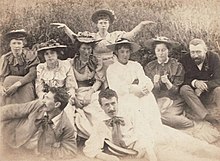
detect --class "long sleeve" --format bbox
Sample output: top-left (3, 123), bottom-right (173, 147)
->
top-left (35, 64), bottom-right (46, 98)
top-left (206, 52), bottom-right (220, 89)
top-left (106, 64), bottom-right (130, 96)
top-left (65, 60), bottom-right (78, 96)
top-left (136, 62), bottom-right (154, 91)
top-left (19, 50), bottom-right (40, 86)
top-left (51, 114), bottom-right (77, 159)
top-left (0, 100), bottom-right (43, 121)
top-left (0, 53), bottom-right (11, 83)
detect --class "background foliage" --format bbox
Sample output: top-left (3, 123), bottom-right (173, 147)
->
top-left (0, 0), bottom-right (220, 66)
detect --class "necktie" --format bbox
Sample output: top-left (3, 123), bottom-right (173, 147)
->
top-left (36, 114), bottom-right (56, 154)
top-left (105, 116), bottom-right (127, 148)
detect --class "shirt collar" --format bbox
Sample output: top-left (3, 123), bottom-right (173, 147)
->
top-left (158, 57), bottom-right (169, 64)
top-left (51, 111), bottom-right (63, 127)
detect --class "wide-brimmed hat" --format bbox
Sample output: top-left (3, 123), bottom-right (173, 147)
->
top-left (76, 31), bottom-right (102, 44)
top-left (91, 9), bottom-right (116, 23)
top-left (145, 36), bottom-right (180, 49)
top-left (104, 139), bottom-right (138, 157)
top-left (5, 29), bottom-right (27, 40)
top-left (106, 39), bottom-right (141, 53)
top-left (37, 39), bottom-right (67, 53)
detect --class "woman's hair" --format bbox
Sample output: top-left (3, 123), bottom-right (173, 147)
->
top-left (96, 15), bottom-right (111, 23)
top-left (38, 49), bottom-right (63, 63)
top-left (49, 87), bottom-right (70, 111)
top-left (115, 43), bottom-right (132, 52)
top-left (152, 42), bottom-right (172, 51)
top-left (98, 88), bottom-right (118, 106)
top-left (75, 41), bottom-right (95, 55)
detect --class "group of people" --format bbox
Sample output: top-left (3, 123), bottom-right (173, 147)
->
top-left (0, 9), bottom-right (220, 161)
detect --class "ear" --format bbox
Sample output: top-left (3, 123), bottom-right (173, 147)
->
top-left (54, 102), bottom-right (61, 109)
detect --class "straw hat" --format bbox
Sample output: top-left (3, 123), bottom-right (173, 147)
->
top-left (76, 31), bottom-right (101, 44)
top-left (37, 39), bottom-right (67, 53)
top-left (5, 29), bottom-right (27, 40)
top-left (91, 9), bottom-right (116, 23)
top-left (106, 39), bottom-right (141, 53)
top-left (104, 139), bottom-right (138, 157)
top-left (145, 36), bottom-right (180, 49)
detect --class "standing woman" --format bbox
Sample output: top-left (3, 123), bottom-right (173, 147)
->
top-left (68, 32), bottom-right (105, 139)
top-left (52, 9), bottom-right (155, 87)
top-left (0, 29), bottom-right (40, 106)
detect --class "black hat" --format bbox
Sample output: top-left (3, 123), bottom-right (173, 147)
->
top-left (5, 29), bottom-right (27, 41)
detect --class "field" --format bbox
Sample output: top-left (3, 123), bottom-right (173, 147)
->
top-left (0, 0), bottom-right (220, 65)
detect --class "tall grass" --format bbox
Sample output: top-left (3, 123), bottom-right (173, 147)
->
top-left (0, 0), bottom-right (219, 64)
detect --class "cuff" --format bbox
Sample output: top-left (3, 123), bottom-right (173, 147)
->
top-left (191, 79), bottom-right (197, 88)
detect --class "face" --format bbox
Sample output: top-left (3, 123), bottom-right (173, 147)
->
top-left (44, 49), bottom-right (58, 64)
top-left (100, 97), bottom-right (118, 118)
top-left (79, 43), bottom-right (93, 61)
top-left (42, 91), bottom-right (60, 112)
top-left (116, 46), bottom-right (131, 65)
top-left (155, 43), bottom-right (169, 63)
top-left (97, 19), bottom-right (110, 32)
top-left (189, 44), bottom-right (207, 65)
top-left (10, 39), bottom-right (24, 54)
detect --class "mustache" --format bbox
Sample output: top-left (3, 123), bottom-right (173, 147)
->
top-left (108, 110), bottom-right (116, 113)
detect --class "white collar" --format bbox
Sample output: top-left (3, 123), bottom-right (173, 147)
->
top-left (158, 58), bottom-right (169, 64)
top-left (51, 111), bottom-right (63, 127)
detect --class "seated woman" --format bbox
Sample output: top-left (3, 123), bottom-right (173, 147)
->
top-left (105, 39), bottom-right (220, 161)
top-left (144, 37), bottom-right (220, 145)
top-left (68, 32), bottom-right (105, 139)
top-left (35, 39), bottom-right (77, 100)
top-left (0, 29), bottom-right (40, 106)
top-left (144, 36), bottom-right (193, 129)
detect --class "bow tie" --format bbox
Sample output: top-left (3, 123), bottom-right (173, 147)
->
top-left (104, 116), bottom-right (125, 127)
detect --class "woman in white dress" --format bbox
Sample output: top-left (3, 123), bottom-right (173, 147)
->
top-left (106, 39), bottom-right (220, 161)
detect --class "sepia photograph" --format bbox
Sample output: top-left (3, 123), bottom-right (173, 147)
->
top-left (0, 0), bottom-right (220, 160)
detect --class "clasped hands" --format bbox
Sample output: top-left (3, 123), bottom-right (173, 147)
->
top-left (0, 81), bottom-right (21, 96)
top-left (194, 80), bottom-right (208, 96)
top-left (153, 74), bottom-right (170, 84)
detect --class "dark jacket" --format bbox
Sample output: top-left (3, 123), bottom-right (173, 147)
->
top-left (180, 51), bottom-right (220, 90)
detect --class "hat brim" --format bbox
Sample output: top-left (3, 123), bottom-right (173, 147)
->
top-left (145, 39), bottom-right (180, 49)
top-left (5, 30), bottom-right (28, 40)
top-left (77, 37), bottom-right (102, 44)
top-left (104, 139), bottom-right (138, 156)
top-left (91, 9), bottom-right (115, 23)
top-left (107, 41), bottom-right (140, 53)
top-left (37, 45), bottom-right (67, 53)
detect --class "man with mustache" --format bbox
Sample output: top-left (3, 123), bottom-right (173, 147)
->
top-left (180, 38), bottom-right (220, 124)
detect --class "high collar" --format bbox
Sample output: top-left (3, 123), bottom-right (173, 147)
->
top-left (157, 57), bottom-right (169, 65)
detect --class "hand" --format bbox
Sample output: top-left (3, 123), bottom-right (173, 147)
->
top-left (195, 88), bottom-right (203, 97)
top-left (50, 22), bottom-right (67, 29)
top-left (5, 81), bottom-right (21, 96)
top-left (129, 85), bottom-right (145, 98)
top-left (69, 96), bottom-right (75, 105)
top-left (160, 74), bottom-right (170, 84)
top-left (141, 85), bottom-right (150, 95)
top-left (153, 74), bottom-right (160, 84)
top-left (0, 85), bottom-right (7, 96)
top-left (194, 80), bottom-right (208, 91)
top-left (140, 20), bottom-right (156, 26)
top-left (74, 97), bottom-right (84, 109)
top-left (83, 90), bottom-right (93, 105)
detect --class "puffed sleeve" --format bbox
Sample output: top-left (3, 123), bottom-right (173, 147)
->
top-left (35, 63), bottom-right (47, 98)
top-left (93, 56), bottom-right (105, 83)
top-left (135, 62), bottom-right (154, 91)
top-left (0, 53), bottom-right (11, 83)
top-left (18, 49), bottom-right (40, 86)
top-left (168, 60), bottom-right (185, 95)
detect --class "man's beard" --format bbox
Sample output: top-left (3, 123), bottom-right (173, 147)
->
top-left (193, 58), bottom-right (204, 65)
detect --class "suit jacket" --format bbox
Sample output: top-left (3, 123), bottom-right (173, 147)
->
top-left (180, 51), bottom-right (220, 90)
top-left (0, 100), bottom-right (77, 159)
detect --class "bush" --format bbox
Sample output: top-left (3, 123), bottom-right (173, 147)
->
top-left (0, 0), bottom-right (220, 64)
